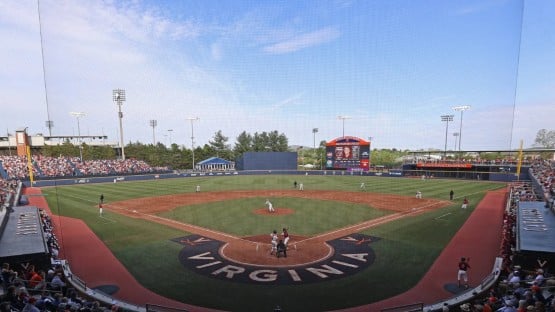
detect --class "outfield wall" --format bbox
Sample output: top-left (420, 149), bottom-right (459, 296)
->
top-left (235, 152), bottom-right (297, 170)
top-left (26, 165), bottom-right (530, 188)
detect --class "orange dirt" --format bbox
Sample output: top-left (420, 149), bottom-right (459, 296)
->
top-left (253, 208), bottom-right (295, 215)
top-left (104, 190), bottom-right (449, 267)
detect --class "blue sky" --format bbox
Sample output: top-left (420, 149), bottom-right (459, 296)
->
top-left (1, 0), bottom-right (553, 151)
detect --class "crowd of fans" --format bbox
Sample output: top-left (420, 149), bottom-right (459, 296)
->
top-left (0, 207), bottom-right (121, 312)
top-left (529, 160), bottom-right (555, 210)
top-left (449, 180), bottom-right (555, 312)
top-left (0, 178), bottom-right (18, 209)
top-left (0, 155), bottom-right (169, 180)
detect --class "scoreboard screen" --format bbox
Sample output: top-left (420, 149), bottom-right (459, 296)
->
top-left (325, 136), bottom-right (370, 171)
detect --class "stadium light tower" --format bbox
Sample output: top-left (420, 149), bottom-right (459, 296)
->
top-left (113, 89), bottom-right (126, 160)
top-left (452, 105), bottom-right (471, 152)
top-left (45, 120), bottom-right (54, 137)
top-left (167, 129), bottom-right (173, 147)
top-left (337, 115), bottom-right (351, 138)
top-left (312, 128), bottom-right (318, 149)
top-left (149, 120), bottom-right (157, 145)
top-left (441, 114), bottom-right (454, 157)
top-left (187, 117), bottom-right (200, 170)
top-left (453, 132), bottom-right (459, 151)
top-left (70, 112), bottom-right (86, 161)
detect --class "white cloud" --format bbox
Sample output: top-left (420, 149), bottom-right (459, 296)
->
top-left (263, 27), bottom-right (340, 54)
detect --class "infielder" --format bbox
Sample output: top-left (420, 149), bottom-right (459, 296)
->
top-left (360, 182), bottom-right (365, 190)
top-left (461, 197), bottom-right (469, 209)
top-left (299, 183), bottom-right (304, 191)
top-left (265, 199), bottom-right (275, 213)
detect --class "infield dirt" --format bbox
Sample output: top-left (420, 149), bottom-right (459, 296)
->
top-left (104, 190), bottom-right (450, 266)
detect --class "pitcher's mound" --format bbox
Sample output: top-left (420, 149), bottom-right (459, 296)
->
top-left (253, 208), bottom-right (294, 215)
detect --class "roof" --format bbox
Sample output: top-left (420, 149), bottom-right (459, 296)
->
top-left (326, 136), bottom-right (370, 146)
top-left (517, 201), bottom-right (555, 253)
top-left (196, 157), bottom-right (232, 165)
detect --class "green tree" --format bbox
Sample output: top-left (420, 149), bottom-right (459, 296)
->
top-left (252, 132), bottom-right (270, 151)
top-left (209, 130), bottom-right (233, 160)
top-left (370, 149), bottom-right (405, 168)
top-left (234, 131), bottom-right (253, 156)
top-left (534, 129), bottom-right (555, 148)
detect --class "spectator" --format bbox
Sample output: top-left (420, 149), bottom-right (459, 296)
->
top-left (49, 273), bottom-right (66, 293)
top-left (21, 297), bottom-right (40, 312)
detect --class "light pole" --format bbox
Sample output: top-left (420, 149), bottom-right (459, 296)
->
top-left (312, 128), bottom-right (318, 149)
top-left (312, 128), bottom-right (319, 170)
top-left (368, 137), bottom-right (373, 169)
top-left (149, 120), bottom-right (157, 145)
top-left (45, 120), bottom-right (54, 137)
top-left (167, 129), bottom-right (173, 147)
top-left (187, 117), bottom-right (200, 170)
top-left (70, 112), bottom-right (86, 161)
top-left (452, 105), bottom-right (471, 152)
top-left (337, 115), bottom-right (351, 138)
top-left (113, 89), bottom-right (126, 160)
top-left (453, 132), bottom-right (459, 151)
top-left (441, 115), bottom-right (454, 158)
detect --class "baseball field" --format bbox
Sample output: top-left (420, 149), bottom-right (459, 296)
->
top-left (43, 174), bottom-right (506, 311)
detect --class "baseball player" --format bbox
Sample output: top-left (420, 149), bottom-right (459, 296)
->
top-left (265, 199), bottom-right (274, 213)
top-left (461, 197), bottom-right (469, 209)
top-left (457, 257), bottom-right (471, 288)
top-left (282, 228), bottom-right (290, 246)
top-left (360, 182), bottom-right (365, 190)
top-left (270, 230), bottom-right (278, 255)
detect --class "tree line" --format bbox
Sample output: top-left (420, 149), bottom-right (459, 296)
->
top-left (32, 128), bottom-right (555, 170)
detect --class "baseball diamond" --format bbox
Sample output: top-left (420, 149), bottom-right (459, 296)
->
top-left (32, 174), bottom-right (509, 312)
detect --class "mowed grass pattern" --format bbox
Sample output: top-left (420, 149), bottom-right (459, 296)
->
top-left (160, 197), bottom-right (391, 236)
top-left (44, 175), bottom-right (506, 312)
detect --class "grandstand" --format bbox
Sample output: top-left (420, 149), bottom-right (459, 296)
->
top-left (1, 156), bottom-right (554, 311)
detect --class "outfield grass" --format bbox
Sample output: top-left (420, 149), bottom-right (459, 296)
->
top-left (44, 175), bottom-right (506, 311)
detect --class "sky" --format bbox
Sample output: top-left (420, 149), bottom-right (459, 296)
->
top-left (0, 0), bottom-right (554, 151)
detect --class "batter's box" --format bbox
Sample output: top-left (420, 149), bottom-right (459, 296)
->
top-left (172, 233), bottom-right (381, 285)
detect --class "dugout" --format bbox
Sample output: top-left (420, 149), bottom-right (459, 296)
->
top-left (235, 152), bottom-right (297, 171)
top-left (512, 201), bottom-right (555, 269)
top-left (0, 206), bottom-right (51, 270)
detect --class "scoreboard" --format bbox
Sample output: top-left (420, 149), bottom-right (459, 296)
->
top-left (325, 136), bottom-right (371, 171)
